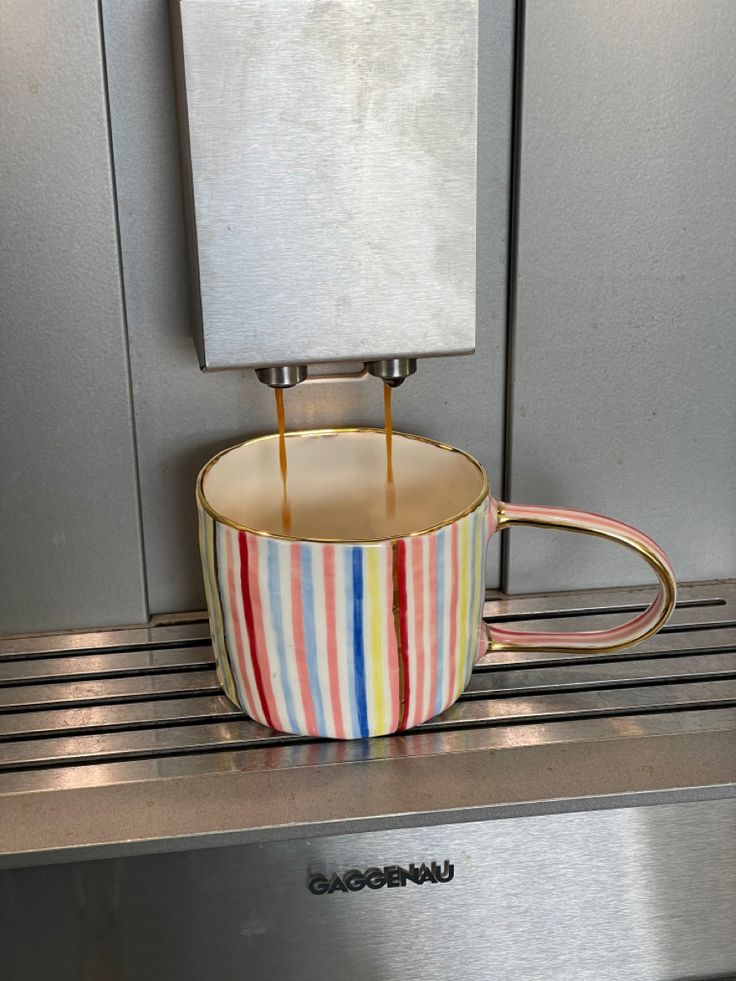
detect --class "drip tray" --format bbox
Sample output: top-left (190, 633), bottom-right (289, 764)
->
top-left (1, 581), bottom-right (735, 868)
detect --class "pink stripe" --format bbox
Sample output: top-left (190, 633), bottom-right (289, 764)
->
top-left (410, 536), bottom-right (426, 728)
top-left (447, 523), bottom-right (460, 705)
top-left (223, 528), bottom-right (258, 718)
top-left (427, 532), bottom-right (439, 719)
top-left (322, 545), bottom-right (346, 739)
top-left (246, 534), bottom-right (284, 731)
top-left (290, 544), bottom-right (318, 735)
top-left (384, 547), bottom-right (400, 730)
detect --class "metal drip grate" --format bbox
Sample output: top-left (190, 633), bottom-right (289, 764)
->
top-left (1, 581), bottom-right (735, 865)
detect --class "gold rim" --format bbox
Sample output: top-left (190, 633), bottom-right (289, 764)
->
top-left (196, 427), bottom-right (490, 544)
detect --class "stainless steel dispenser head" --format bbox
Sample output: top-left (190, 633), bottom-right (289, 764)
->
top-left (366, 358), bottom-right (418, 388)
top-left (170, 0), bottom-right (478, 378)
top-left (255, 365), bottom-right (308, 389)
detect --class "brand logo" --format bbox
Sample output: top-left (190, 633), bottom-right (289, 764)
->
top-left (307, 860), bottom-right (454, 895)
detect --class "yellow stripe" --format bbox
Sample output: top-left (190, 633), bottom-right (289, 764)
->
top-left (455, 514), bottom-right (471, 697)
top-left (366, 547), bottom-right (387, 733)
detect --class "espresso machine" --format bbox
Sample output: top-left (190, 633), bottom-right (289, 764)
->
top-left (1, 1), bottom-right (735, 979)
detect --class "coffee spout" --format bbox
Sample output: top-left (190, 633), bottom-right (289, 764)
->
top-left (366, 358), bottom-right (418, 388)
top-left (255, 365), bottom-right (308, 389)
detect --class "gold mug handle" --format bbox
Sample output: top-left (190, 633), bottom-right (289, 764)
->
top-left (487, 500), bottom-right (677, 654)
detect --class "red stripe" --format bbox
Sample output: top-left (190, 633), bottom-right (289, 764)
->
top-left (238, 531), bottom-right (275, 730)
top-left (427, 533), bottom-right (439, 716)
top-left (396, 539), bottom-right (411, 730)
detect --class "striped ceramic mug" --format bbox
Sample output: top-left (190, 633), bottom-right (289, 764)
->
top-left (197, 429), bottom-right (676, 739)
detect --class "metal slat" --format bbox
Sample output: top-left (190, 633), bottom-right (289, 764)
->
top-left (0, 670), bottom-right (220, 711)
top-left (469, 652), bottom-right (736, 695)
top-left (0, 721), bottom-right (295, 770)
top-left (438, 679), bottom-right (736, 726)
top-left (0, 646), bottom-right (213, 685)
top-left (0, 695), bottom-right (240, 739)
top-left (0, 620), bottom-right (211, 660)
top-left (483, 580), bottom-right (733, 621)
top-left (480, 626), bottom-right (736, 669)
top-left (484, 598), bottom-right (731, 624)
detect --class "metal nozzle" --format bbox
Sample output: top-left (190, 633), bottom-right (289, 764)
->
top-left (255, 365), bottom-right (308, 388)
top-left (365, 358), bottom-right (417, 388)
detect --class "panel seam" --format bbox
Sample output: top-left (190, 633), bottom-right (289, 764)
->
top-left (500, 0), bottom-right (527, 593)
top-left (97, 0), bottom-right (151, 618)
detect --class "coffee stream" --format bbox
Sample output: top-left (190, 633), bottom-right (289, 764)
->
top-left (383, 382), bottom-right (397, 517)
top-left (274, 388), bottom-right (292, 534)
top-left (383, 382), bottom-right (394, 483)
top-left (274, 382), bottom-right (396, 534)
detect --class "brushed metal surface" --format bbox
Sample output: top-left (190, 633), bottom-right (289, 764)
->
top-left (100, 0), bottom-right (512, 613)
top-left (0, 0), bottom-right (148, 634)
top-left (0, 645), bottom-right (212, 684)
top-left (1, 582), bottom-right (735, 867)
top-left (171, 0), bottom-right (478, 370)
top-left (2, 800), bottom-right (736, 980)
top-left (0, 669), bottom-right (219, 711)
top-left (507, 0), bottom-right (736, 592)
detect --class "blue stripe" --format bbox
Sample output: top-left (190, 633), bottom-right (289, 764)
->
top-left (351, 548), bottom-right (369, 738)
top-left (434, 528), bottom-right (446, 716)
top-left (267, 540), bottom-right (299, 733)
top-left (342, 549), bottom-right (359, 737)
top-left (300, 547), bottom-right (326, 734)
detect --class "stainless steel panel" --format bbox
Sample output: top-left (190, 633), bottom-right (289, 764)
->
top-left (0, 0), bottom-right (147, 633)
top-left (3, 800), bottom-right (736, 980)
top-left (100, 0), bottom-right (512, 613)
top-left (1, 582), bottom-right (735, 866)
top-left (507, 0), bottom-right (736, 591)
top-left (171, 0), bottom-right (478, 370)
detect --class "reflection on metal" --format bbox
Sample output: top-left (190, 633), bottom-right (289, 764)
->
top-left (0, 581), bottom-right (735, 867)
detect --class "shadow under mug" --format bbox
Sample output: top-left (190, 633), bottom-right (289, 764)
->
top-left (197, 429), bottom-right (676, 740)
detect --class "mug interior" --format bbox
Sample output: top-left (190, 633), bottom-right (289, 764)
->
top-left (200, 429), bottom-right (487, 542)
